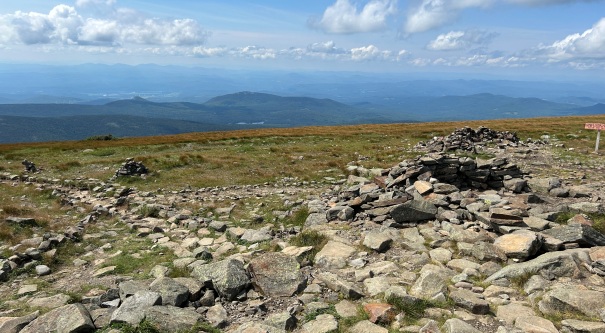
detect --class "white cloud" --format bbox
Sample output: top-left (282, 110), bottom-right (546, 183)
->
top-left (75, 0), bottom-right (116, 7)
top-left (506, 0), bottom-right (600, 5)
top-left (307, 41), bottom-right (347, 54)
top-left (427, 30), bottom-right (498, 50)
top-left (404, 0), bottom-right (493, 35)
top-left (235, 46), bottom-right (276, 59)
top-left (537, 17), bottom-right (605, 62)
top-left (192, 46), bottom-right (228, 57)
top-left (350, 44), bottom-right (391, 60)
top-left (309, 0), bottom-right (397, 34)
top-left (0, 4), bottom-right (209, 47)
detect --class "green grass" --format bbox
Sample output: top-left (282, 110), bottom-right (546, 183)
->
top-left (386, 295), bottom-right (454, 325)
top-left (289, 230), bottom-right (329, 263)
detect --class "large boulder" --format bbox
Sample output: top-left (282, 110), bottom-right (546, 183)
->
top-left (248, 252), bottom-right (306, 297)
top-left (110, 291), bottom-right (162, 326)
top-left (20, 304), bottom-right (94, 333)
top-left (191, 258), bottom-right (250, 301)
top-left (149, 277), bottom-right (189, 307)
top-left (391, 199), bottom-right (438, 223)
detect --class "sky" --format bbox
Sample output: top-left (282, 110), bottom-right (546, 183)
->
top-left (0, 0), bottom-right (604, 79)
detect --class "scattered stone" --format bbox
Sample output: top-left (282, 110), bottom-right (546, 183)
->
top-left (191, 258), bottom-right (250, 301)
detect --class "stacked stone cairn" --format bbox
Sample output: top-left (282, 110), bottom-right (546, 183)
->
top-left (415, 126), bottom-right (521, 153)
top-left (114, 158), bottom-right (148, 178)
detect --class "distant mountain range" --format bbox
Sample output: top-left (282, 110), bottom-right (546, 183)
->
top-left (0, 91), bottom-right (603, 143)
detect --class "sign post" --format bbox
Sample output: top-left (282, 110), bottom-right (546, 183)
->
top-left (585, 123), bottom-right (605, 153)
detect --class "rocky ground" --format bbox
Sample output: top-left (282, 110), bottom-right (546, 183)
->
top-left (2, 129), bottom-right (605, 333)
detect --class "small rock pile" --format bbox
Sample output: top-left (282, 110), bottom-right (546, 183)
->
top-left (415, 126), bottom-right (520, 153)
top-left (114, 158), bottom-right (148, 178)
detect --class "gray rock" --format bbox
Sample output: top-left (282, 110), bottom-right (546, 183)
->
top-left (348, 320), bottom-right (388, 333)
top-left (363, 231), bottom-right (393, 253)
top-left (316, 272), bottom-right (364, 300)
top-left (0, 311), bottom-right (39, 333)
top-left (301, 314), bottom-right (338, 333)
top-left (523, 216), bottom-right (551, 231)
top-left (449, 289), bottom-right (490, 315)
top-left (561, 319), bottom-right (605, 333)
top-left (335, 300), bottom-right (359, 318)
top-left (314, 240), bottom-right (356, 270)
top-left (495, 303), bottom-right (536, 326)
top-left (20, 304), bottom-right (94, 333)
top-left (232, 322), bottom-right (287, 333)
top-left (541, 223), bottom-right (605, 247)
top-left (205, 303), bottom-right (229, 328)
top-left (486, 249), bottom-right (589, 283)
top-left (410, 266), bottom-right (452, 300)
top-left (493, 230), bottom-right (543, 260)
top-left (391, 199), bottom-right (438, 223)
top-left (471, 242), bottom-right (507, 262)
top-left (264, 312), bottom-right (297, 331)
top-left (35, 265), bottom-right (50, 276)
top-left (27, 293), bottom-right (70, 309)
top-left (118, 280), bottom-right (149, 300)
top-left (569, 202), bottom-right (602, 214)
top-left (191, 258), bottom-right (250, 301)
top-left (144, 306), bottom-right (202, 332)
top-left (241, 228), bottom-right (273, 243)
top-left (304, 213), bottom-right (327, 228)
top-left (248, 252), bottom-right (306, 297)
top-left (515, 316), bottom-right (558, 333)
top-left (110, 291), bottom-right (162, 325)
top-left (148, 277), bottom-right (189, 307)
top-left (442, 318), bottom-right (481, 333)
top-left (538, 287), bottom-right (605, 318)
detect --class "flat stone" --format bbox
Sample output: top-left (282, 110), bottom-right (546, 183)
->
top-left (264, 312), bottom-right (297, 331)
top-left (0, 311), bottom-right (39, 333)
top-left (144, 306), bottom-right (202, 332)
top-left (442, 318), bottom-right (481, 333)
top-left (538, 287), bottom-right (605, 318)
top-left (363, 231), bottom-right (392, 253)
top-left (541, 223), bottom-right (605, 247)
top-left (335, 300), bottom-right (358, 318)
top-left (206, 303), bottom-right (229, 328)
top-left (35, 265), bottom-right (50, 276)
top-left (430, 248), bottom-right (452, 264)
top-left (493, 230), bottom-right (542, 260)
top-left (316, 272), bottom-right (364, 300)
top-left (523, 216), bottom-right (551, 231)
top-left (414, 180), bottom-right (434, 195)
top-left (495, 302), bottom-right (536, 326)
top-left (17, 285), bottom-right (38, 296)
top-left (301, 314), bottom-right (337, 333)
top-left (515, 316), bottom-right (558, 333)
top-left (363, 276), bottom-right (391, 297)
top-left (92, 266), bottom-right (116, 277)
top-left (20, 304), bottom-right (94, 333)
top-left (27, 293), bottom-right (70, 309)
top-left (449, 289), bottom-right (490, 315)
top-left (410, 266), bottom-right (451, 300)
top-left (348, 320), bottom-right (388, 333)
top-left (232, 322), bottom-right (287, 333)
top-left (561, 319), bottom-right (605, 333)
top-left (241, 228), bottom-right (272, 243)
top-left (314, 241), bottom-right (356, 270)
top-left (248, 252), bottom-right (306, 297)
top-left (486, 249), bottom-right (589, 283)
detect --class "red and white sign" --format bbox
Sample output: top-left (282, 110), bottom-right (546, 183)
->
top-left (585, 123), bottom-right (605, 130)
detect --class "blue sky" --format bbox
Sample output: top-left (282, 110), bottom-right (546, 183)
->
top-left (0, 0), bottom-right (604, 78)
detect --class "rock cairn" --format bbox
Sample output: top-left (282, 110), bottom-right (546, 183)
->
top-left (114, 158), bottom-right (148, 178)
top-left (415, 126), bottom-right (520, 153)
top-left (21, 159), bottom-right (37, 173)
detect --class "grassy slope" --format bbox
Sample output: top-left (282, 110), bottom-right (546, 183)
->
top-left (0, 114), bottom-right (604, 192)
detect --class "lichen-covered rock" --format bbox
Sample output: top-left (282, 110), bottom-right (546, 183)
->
top-left (20, 304), bottom-right (94, 333)
top-left (248, 252), bottom-right (306, 297)
top-left (191, 258), bottom-right (250, 301)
